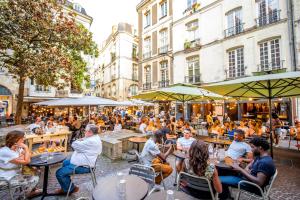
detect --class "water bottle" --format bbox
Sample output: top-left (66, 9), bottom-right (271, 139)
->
top-left (166, 190), bottom-right (174, 200)
top-left (118, 179), bottom-right (126, 200)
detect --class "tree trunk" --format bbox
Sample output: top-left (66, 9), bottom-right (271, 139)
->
top-left (15, 77), bottom-right (25, 125)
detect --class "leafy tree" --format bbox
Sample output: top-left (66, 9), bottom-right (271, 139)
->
top-left (0, 0), bottom-right (98, 124)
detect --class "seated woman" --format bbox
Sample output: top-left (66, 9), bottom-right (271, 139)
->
top-left (248, 120), bottom-right (256, 137)
top-left (210, 120), bottom-right (222, 137)
top-left (227, 121), bottom-right (236, 140)
top-left (113, 117), bottom-right (122, 132)
top-left (176, 117), bottom-right (185, 129)
top-left (181, 140), bottom-right (222, 198)
top-left (139, 117), bottom-right (148, 134)
top-left (0, 131), bottom-right (40, 198)
top-left (255, 120), bottom-right (266, 137)
top-left (181, 122), bottom-right (196, 135)
top-left (238, 120), bottom-right (249, 137)
top-left (146, 121), bottom-right (157, 135)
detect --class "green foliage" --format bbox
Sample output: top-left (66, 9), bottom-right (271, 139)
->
top-left (0, 0), bottom-right (98, 88)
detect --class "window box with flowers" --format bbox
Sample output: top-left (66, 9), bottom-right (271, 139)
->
top-left (183, 2), bottom-right (200, 15)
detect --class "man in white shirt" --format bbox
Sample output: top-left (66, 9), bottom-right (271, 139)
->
top-left (226, 129), bottom-right (253, 163)
top-left (176, 129), bottom-right (196, 172)
top-left (55, 124), bottom-right (102, 194)
top-left (27, 117), bottom-right (42, 132)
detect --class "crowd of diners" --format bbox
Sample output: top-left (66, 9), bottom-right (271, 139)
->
top-left (3, 107), bottom-right (299, 199)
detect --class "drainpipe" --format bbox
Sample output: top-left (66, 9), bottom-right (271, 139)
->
top-left (287, 0), bottom-right (298, 71)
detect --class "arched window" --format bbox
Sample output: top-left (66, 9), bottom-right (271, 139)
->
top-left (0, 85), bottom-right (12, 96)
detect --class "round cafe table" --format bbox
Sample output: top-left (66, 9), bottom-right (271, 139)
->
top-left (92, 175), bottom-right (148, 200)
top-left (203, 137), bottom-right (232, 146)
top-left (145, 190), bottom-right (194, 200)
top-left (129, 137), bottom-right (147, 152)
top-left (28, 152), bottom-right (66, 200)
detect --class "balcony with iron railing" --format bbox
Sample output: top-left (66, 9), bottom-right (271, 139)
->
top-left (256, 10), bottom-right (281, 27)
top-left (158, 45), bottom-right (169, 54)
top-left (256, 60), bottom-right (285, 74)
top-left (184, 39), bottom-right (201, 52)
top-left (143, 51), bottom-right (151, 59)
top-left (184, 75), bottom-right (201, 84)
top-left (158, 80), bottom-right (169, 88)
top-left (225, 67), bottom-right (247, 80)
top-left (224, 23), bottom-right (244, 38)
top-left (143, 82), bottom-right (151, 90)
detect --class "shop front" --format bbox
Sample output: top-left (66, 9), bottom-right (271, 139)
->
top-left (0, 85), bottom-right (13, 117)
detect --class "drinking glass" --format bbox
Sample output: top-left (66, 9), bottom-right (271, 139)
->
top-left (118, 179), bottom-right (126, 200)
top-left (166, 190), bottom-right (174, 200)
top-left (40, 154), bottom-right (48, 162)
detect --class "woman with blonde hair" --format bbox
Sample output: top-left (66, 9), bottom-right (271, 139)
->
top-left (209, 120), bottom-right (222, 136)
top-left (146, 120), bottom-right (157, 134)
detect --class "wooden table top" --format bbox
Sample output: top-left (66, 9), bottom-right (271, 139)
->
top-left (203, 137), bottom-right (232, 145)
top-left (25, 131), bottom-right (70, 139)
top-left (173, 150), bottom-right (188, 159)
top-left (93, 175), bottom-right (148, 200)
top-left (166, 135), bottom-right (177, 139)
top-left (128, 137), bottom-right (148, 143)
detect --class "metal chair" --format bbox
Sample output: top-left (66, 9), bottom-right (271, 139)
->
top-left (177, 172), bottom-right (218, 200)
top-left (235, 169), bottom-right (278, 200)
top-left (66, 154), bottom-right (100, 199)
top-left (0, 177), bottom-right (26, 200)
top-left (131, 150), bottom-right (166, 190)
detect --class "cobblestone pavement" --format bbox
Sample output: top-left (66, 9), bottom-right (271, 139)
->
top-left (26, 148), bottom-right (300, 200)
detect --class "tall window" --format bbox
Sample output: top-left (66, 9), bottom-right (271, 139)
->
top-left (35, 85), bottom-right (50, 92)
top-left (259, 39), bottom-right (281, 71)
top-left (228, 48), bottom-right (245, 78)
top-left (129, 85), bottom-right (138, 96)
top-left (186, 57), bottom-right (200, 83)
top-left (160, 61), bottom-right (168, 87)
top-left (187, 0), bottom-right (197, 9)
top-left (145, 12), bottom-right (151, 28)
top-left (159, 30), bottom-right (168, 53)
top-left (186, 20), bottom-right (199, 42)
top-left (132, 44), bottom-right (138, 58)
top-left (226, 9), bottom-right (243, 37)
top-left (132, 64), bottom-right (138, 81)
top-left (160, 1), bottom-right (168, 18)
top-left (257, 0), bottom-right (280, 26)
top-left (145, 66), bottom-right (151, 83)
top-left (143, 38), bottom-right (151, 59)
top-left (112, 84), bottom-right (116, 96)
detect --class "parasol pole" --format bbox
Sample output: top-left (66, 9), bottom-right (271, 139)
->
top-left (89, 105), bottom-right (91, 121)
top-left (267, 79), bottom-right (273, 158)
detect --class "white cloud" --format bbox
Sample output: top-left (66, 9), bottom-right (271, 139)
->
top-left (74, 0), bottom-right (140, 45)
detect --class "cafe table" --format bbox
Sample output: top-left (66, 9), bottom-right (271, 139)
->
top-left (129, 137), bottom-right (148, 152)
top-left (92, 175), bottom-right (148, 200)
top-left (28, 152), bottom-right (66, 200)
top-left (203, 137), bottom-right (232, 146)
top-left (145, 190), bottom-right (194, 200)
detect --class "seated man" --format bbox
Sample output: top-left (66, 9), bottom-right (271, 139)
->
top-left (27, 117), bottom-right (42, 132)
top-left (176, 129), bottom-right (196, 172)
top-left (226, 129), bottom-right (253, 164)
top-left (140, 133), bottom-right (173, 184)
top-left (55, 124), bottom-right (102, 194)
top-left (219, 137), bottom-right (276, 199)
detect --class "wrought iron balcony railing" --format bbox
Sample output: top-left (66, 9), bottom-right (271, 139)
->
top-left (184, 75), bottom-right (201, 84)
top-left (257, 60), bottom-right (285, 72)
top-left (158, 80), bottom-right (169, 88)
top-left (143, 51), bottom-right (151, 59)
top-left (256, 10), bottom-right (281, 27)
top-left (158, 45), bottom-right (169, 54)
top-left (224, 23), bottom-right (244, 37)
top-left (143, 82), bottom-right (151, 90)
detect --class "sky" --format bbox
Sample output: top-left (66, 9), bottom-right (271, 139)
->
top-left (74, 0), bottom-right (140, 46)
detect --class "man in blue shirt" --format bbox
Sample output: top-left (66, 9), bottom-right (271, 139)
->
top-left (219, 137), bottom-right (276, 199)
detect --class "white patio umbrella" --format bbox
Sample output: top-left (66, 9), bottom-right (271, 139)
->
top-left (34, 96), bottom-right (122, 120)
